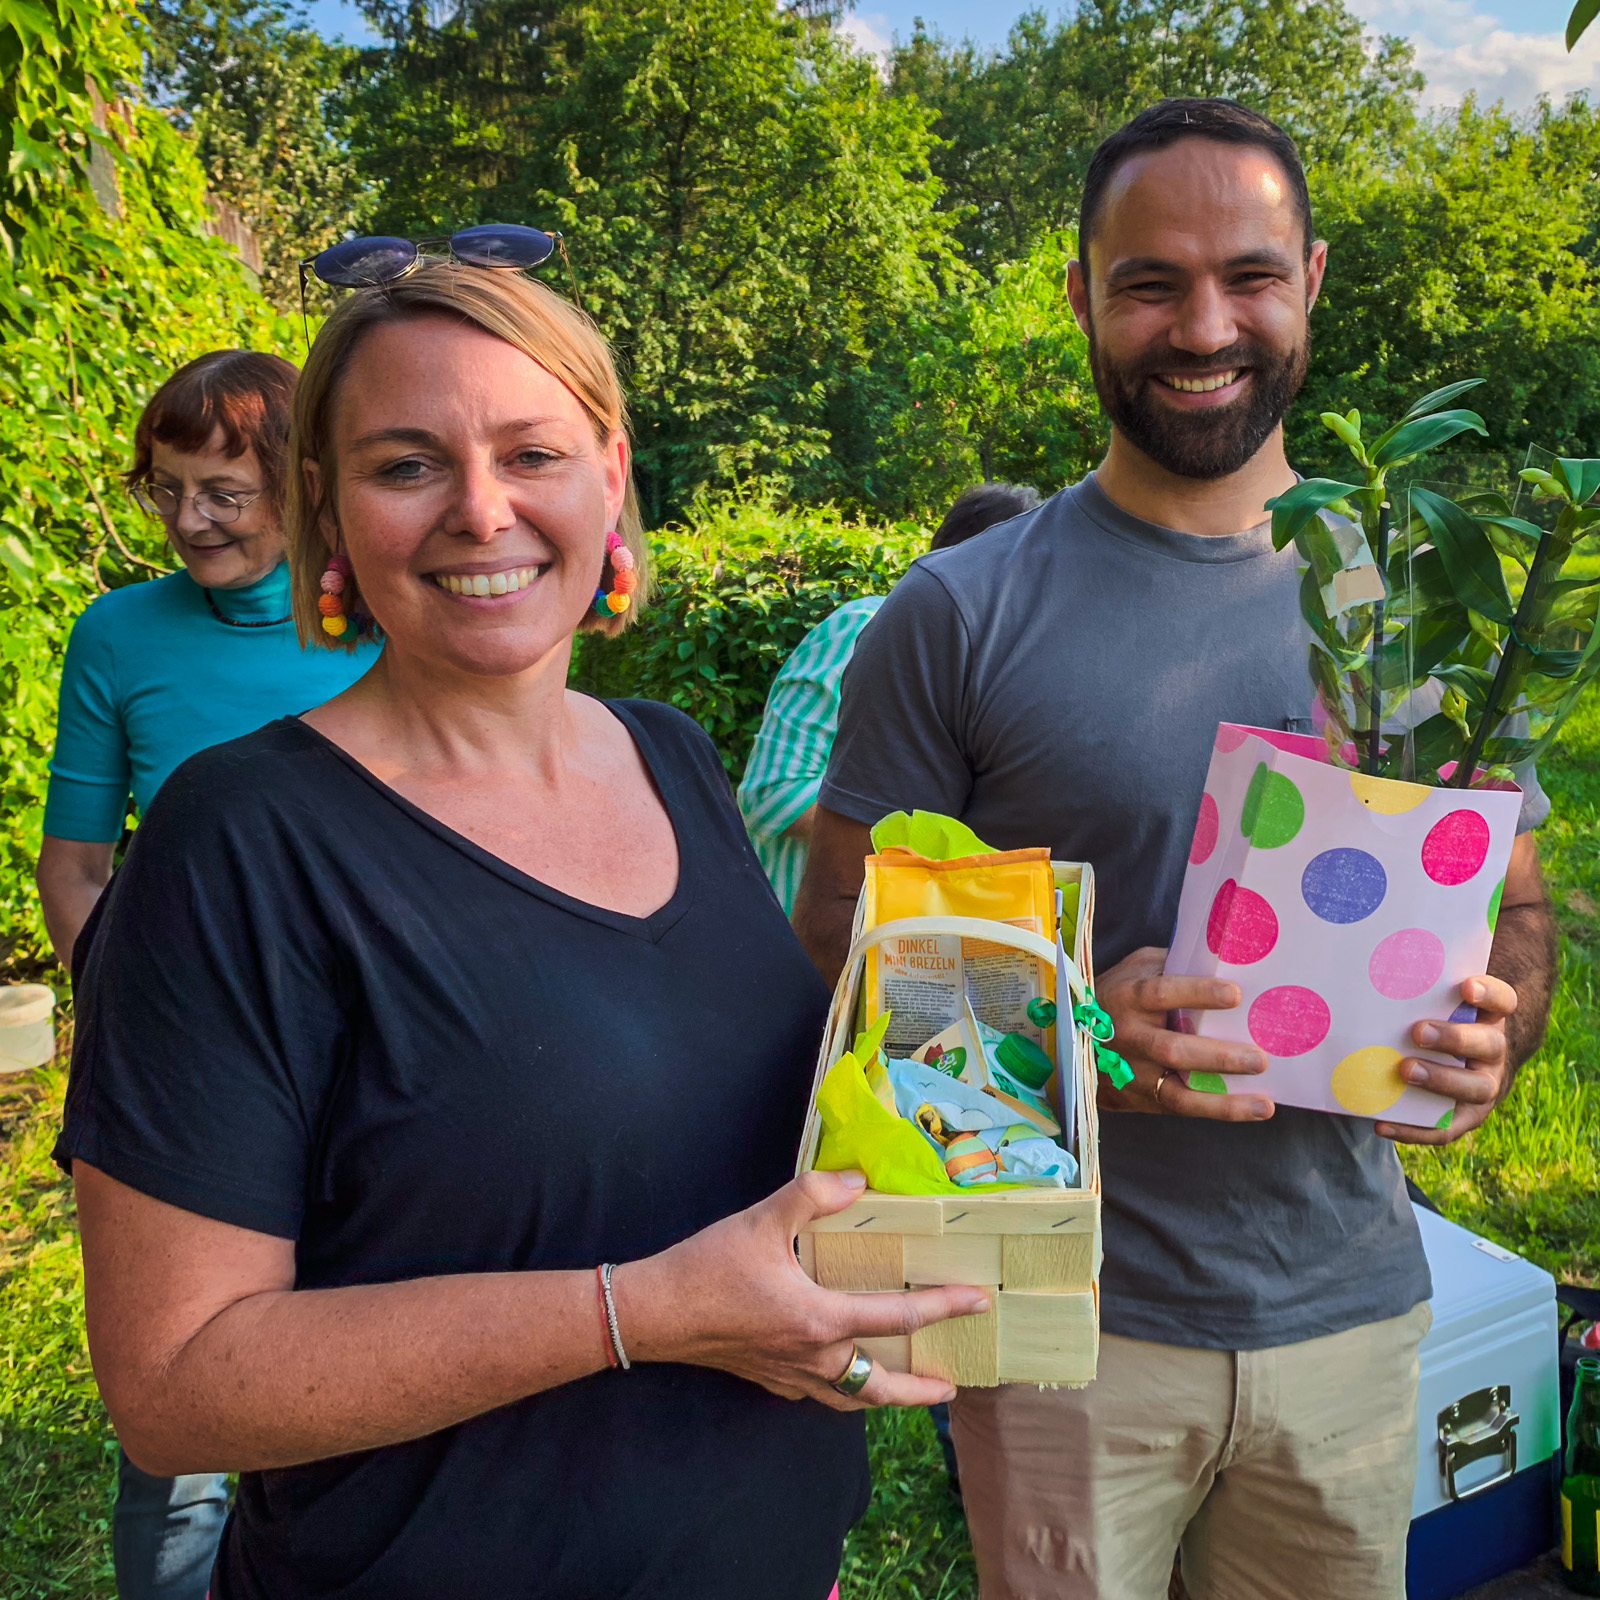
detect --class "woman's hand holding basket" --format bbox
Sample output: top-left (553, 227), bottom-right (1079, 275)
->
top-left (614, 1170), bottom-right (990, 1411)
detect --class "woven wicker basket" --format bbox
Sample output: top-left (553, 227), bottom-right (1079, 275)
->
top-left (796, 863), bottom-right (1101, 1388)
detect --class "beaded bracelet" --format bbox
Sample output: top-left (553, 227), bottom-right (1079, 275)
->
top-left (596, 1262), bottom-right (631, 1371)
top-left (593, 1264), bottom-right (618, 1369)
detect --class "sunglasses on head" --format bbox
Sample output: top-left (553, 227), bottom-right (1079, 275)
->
top-left (297, 224), bottom-right (578, 344)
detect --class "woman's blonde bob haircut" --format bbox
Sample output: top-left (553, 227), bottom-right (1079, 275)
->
top-left (285, 260), bottom-right (647, 649)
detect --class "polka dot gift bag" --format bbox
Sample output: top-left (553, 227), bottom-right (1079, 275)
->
top-left (1165, 723), bottom-right (1520, 1126)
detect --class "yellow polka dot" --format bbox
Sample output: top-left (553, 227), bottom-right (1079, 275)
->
top-left (1330, 1046), bottom-right (1406, 1115)
top-left (1349, 772), bottom-right (1429, 814)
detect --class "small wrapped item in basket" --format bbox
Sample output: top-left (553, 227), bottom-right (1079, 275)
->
top-left (795, 812), bottom-right (1122, 1388)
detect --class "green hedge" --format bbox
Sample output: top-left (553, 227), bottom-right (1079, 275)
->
top-left (572, 488), bottom-right (927, 782)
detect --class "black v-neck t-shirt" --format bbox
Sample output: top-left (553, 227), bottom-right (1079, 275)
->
top-left (56, 700), bottom-right (867, 1600)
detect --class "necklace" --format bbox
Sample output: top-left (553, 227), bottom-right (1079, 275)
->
top-left (203, 588), bottom-right (293, 629)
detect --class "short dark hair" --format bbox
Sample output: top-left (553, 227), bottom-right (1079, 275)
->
top-left (929, 482), bottom-right (1041, 551)
top-left (1079, 99), bottom-right (1312, 276)
top-left (126, 349), bottom-right (300, 516)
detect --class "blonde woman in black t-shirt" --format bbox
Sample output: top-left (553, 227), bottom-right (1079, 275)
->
top-left (58, 257), bottom-right (988, 1600)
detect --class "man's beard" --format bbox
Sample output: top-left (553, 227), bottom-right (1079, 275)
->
top-left (1086, 322), bottom-right (1310, 481)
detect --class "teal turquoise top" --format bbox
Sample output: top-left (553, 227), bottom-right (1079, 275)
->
top-left (43, 562), bottom-right (381, 842)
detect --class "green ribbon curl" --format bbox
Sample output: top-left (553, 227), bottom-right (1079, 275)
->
top-left (1072, 998), bottom-right (1116, 1043)
top-left (1070, 993), bottom-right (1133, 1087)
top-left (1095, 1045), bottom-right (1134, 1089)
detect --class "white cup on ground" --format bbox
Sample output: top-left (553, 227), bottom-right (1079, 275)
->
top-left (0, 984), bottom-right (57, 1073)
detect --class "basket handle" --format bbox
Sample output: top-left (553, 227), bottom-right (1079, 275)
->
top-left (845, 915), bottom-right (1093, 1003)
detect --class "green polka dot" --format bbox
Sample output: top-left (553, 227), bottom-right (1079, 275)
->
top-left (1487, 879), bottom-right (1504, 933)
top-left (1436, 1108), bottom-right (1455, 1130)
top-left (1188, 1071), bottom-right (1228, 1094)
top-left (1240, 762), bottom-right (1305, 849)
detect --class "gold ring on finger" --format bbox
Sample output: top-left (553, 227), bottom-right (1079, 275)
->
top-left (1154, 1067), bottom-right (1174, 1108)
top-left (829, 1344), bottom-right (874, 1398)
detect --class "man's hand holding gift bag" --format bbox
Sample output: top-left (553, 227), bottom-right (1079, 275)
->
top-left (1098, 826), bottom-right (1551, 1143)
top-left (1095, 948), bottom-right (1273, 1121)
top-left (1378, 831), bottom-right (1554, 1146)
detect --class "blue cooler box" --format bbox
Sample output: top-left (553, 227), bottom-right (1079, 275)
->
top-left (1406, 1201), bottom-right (1560, 1600)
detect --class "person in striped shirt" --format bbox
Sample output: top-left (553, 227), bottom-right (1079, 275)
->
top-left (737, 481), bottom-right (1041, 916)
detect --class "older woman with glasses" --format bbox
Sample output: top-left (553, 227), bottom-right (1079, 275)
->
top-left (33, 348), bottom-right (380, 1600)
top-left (35, 350), bottom-right (382, 968)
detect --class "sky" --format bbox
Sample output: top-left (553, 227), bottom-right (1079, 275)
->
top-left (303, 0), bottom-right (1600, 110)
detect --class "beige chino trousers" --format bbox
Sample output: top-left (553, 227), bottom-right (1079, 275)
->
top-left (949, 1302), bottom-right (1431, 1600)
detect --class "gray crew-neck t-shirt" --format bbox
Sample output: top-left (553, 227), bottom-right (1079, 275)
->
top-left (820, 471), bottom-right (1433, 1350)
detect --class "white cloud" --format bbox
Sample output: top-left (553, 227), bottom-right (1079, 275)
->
top-left (1353, 0), bottom-right (1600, 108)
top-left (838, 8), bottom-right (895, 64)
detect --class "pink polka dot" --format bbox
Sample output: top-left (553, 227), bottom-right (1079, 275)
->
top-left (1368, 928), bottom-right (1447, 1000)
top-left (1215, 725), bottom-right (1250, 753)
top-left (1190, 793), bottom-right (1219, 865)
top-left (1422, 810), bottom-right (1491, 886)
top-left (1248, 986), bottom-right (1331, 1056)
top-left (1204, 879), bottom-right (1279, 965)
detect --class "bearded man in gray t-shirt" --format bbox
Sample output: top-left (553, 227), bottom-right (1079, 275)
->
top-left (794, 98), bottom-right (1557, 1600)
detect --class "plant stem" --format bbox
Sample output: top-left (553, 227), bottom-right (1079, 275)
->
top-left (1368, 501), bottom-right (1389, 776)
top-left (1452, 524), bottom-right (1555, 788)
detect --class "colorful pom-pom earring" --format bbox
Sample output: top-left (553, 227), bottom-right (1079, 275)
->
top-left (319, 552), bottom-right (352, 637)
top-left (592, 531), bottom-right (635, 618)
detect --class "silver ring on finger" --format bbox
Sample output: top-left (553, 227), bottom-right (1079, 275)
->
top-left (1154, 1067), bottom-right (1174, 1108)
top-left (830, 1344), bottom-right (874, 1398)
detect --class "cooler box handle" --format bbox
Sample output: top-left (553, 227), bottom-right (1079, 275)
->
top-left (1437, 1384), bottom-right (1520, 1501)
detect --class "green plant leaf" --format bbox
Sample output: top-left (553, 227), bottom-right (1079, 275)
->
top-left (1370, 410), bottom-right (1488, 467)
top-left (1569, 0), bottom-right (1600, 51)
top-left (1264, 477), bottom-right (1362, 552)
top-left (1399, 378), bottom-right (1486, 422)
top-left (1530, 650), bottom-right (1586, 680)
top-left (1434, 660), bottom-right (1498, 710)
top-left (1410, 486), bottom-right (1515, 624)
top-left (1478, 514), bottom-right (1546, 544)
top-left (1553, 458), bottom-right (1600, 505)
top-left (1380, 609), bottom-right (1472, 679)
top-left (1404, 713), bottom-right (1468, 784)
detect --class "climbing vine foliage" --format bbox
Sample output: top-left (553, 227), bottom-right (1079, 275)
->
top-left (0, 0), bottom-right (292, 966)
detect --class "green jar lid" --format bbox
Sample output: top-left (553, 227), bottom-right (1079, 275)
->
top-left (995, 1031), bottom-right (1054, 1091)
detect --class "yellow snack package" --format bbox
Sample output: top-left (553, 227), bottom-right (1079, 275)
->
top-left (862, 845), bottom-right (1058, 1060)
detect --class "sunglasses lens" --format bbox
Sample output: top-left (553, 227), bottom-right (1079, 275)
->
top-left (450, 225), bottom-right (556, 269)
top-left (313, 236), bottom-right (418, 288)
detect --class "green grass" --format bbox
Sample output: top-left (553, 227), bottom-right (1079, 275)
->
top-left (1397, 691), bottom-right (1600, 1279)
top-left (0, 701), bottom-right (1596, 1598)
top-left (0, 1068), bottom-right (116, 1598)
top-left (846, 1409), bottom-right (975, 1599)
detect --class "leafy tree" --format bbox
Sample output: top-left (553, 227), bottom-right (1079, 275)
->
top-left (891, 0), bottom-right (1421, 267)
top-left (141, 0), bottom-right (368, 309)
top-left (1298, 98), bottom-right (1600, 479)
top-left (337, 0), bottom-right (559, 231)
top-left (345, 0), bottom-right (963, 522)
top-left (880, 230), bottom-right (1103, 511)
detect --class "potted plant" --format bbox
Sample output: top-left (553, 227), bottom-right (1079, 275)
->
top-left (1163, 383), bottom-right (1599, 1124)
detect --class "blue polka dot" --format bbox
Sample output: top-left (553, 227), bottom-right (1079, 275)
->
top-left (1449, 1003), bottom-right (1476, 1025)
top-left (1301, 849), bottom-right (1387, 924)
